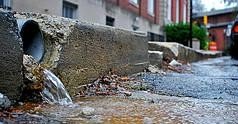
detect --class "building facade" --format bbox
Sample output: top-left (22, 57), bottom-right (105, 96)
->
top-left (1, 0), bottom-right (189, 41)
top-left (193, 7), bottom-right (237, 51)
top-left (165, 0), bottom-right (190, 24)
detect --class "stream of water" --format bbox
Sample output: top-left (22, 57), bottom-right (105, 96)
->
top-left (41, 69), bottom-right (73, 105)
top-left (23, 55), bottom-right (72, 105)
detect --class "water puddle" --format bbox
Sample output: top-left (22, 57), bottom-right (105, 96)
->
top-left (35, 94), bottom-right (238, 124)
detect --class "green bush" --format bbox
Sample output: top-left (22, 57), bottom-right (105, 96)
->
top-left (164, 23), bottom-right (208, 50)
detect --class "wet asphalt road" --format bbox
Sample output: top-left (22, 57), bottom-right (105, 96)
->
top-left (2, 57), bottom-right (238, 124)
top-left (140, 57), bottom-right (238, 103)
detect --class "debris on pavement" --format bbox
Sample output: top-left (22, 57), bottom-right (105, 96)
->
top-left (81, 107), bottom-right (95, 116)
top-left (0, 93), bottom-right (11, 110)
top-left (147, 55), bottom-right (191, 74)
top-left (146, 65), bottom-right (166, 75)
top-left (0, 102), bottom-right (50, 123)
top-left (76, 73), bottom-right (137, 97)
top-left (169, 59), bottom-right (182, 66)
top-left (162, 57), bottom-right (191, 73)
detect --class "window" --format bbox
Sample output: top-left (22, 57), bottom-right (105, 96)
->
top-left (148, 32), bottom-right (164, 42)
top-left (0, 0), bottom-right (11, 10)
top-left (167, 0), bottom-right (172, 20)
top-left (148, 0), bottom-right (154, 16)
top-left (106, 16), bottom-right (115, 26)
top-left (130, 0), bottom-right (139, 5)
top-left (62, 1), bottom-right (78, 19)
top-left (176, 0), bottom-right (179, 23)
top-left (183, 2), bottom-right (187, 22)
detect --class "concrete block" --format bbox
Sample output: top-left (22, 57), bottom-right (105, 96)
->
top-left (148, 51), bottom-right (163, 67)
top-left (15, 13), bottom-right (149, 95)
top-left (149, 42), bottom-right (222, 63)
top-left (0, 11), bottom-right (23, 102)
top-left (192, 38), bottom-right (200, 50)
top-left (58, 23), bottom-right (149, 95)
top-left (178, 44), bottom-right (222, 62)
top-left (149, 41), bottom-right (178, 60)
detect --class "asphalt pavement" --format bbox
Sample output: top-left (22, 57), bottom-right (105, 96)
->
top-left (140, 56), bottom-right (238, 103)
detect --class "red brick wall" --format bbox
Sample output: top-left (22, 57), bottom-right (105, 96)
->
top-left (208, 14), bottom-right (236, 24)
top-left (118, 0), bottom-right (140, 14)
top-left (154, 0), bottom-right (160, 24)
top-left (139, 0), bottom-right (160, 23)
top-left (209, 27), bottom-right (226, 51)
top-left (108, 0), bottom-right (189, 24)
top-left (170, 0), bottom-right (189, 23)
top-left (179, 0), bottom-right (184, 22)
top-left (140, 0), bottom-right (154, 22)
top-left (107, 0), bottom-right (160, 24)
top-left (186, 0), bottom-right (189, 22)
top-left (195, 13), bottom-right (236, 25)
top-left (171, 0), bottom-right (177, 22)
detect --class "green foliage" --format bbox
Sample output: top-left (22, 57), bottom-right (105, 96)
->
top-left (165, 23), bottom-right (190, 46)
top-left (164, 23), bottom-right (209, 50)
top-left (192, 24), bottom-right (208, 49)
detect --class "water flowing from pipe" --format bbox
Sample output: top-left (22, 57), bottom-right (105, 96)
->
top-left (23, 55), bottom-right (72, 105)
top-left (41, 69), bottom-right (72, 105)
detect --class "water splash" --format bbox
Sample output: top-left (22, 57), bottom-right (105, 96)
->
top-left (23, 55), bottom-right (72, 105)
top-left (41, 69), bottom-right (73, 105)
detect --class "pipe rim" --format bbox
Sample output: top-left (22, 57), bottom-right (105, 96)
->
top-left (18, 20), bottom-right (44, 62)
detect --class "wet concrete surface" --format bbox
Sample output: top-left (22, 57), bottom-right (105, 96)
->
top-left (139, 57), bottom-right (238, 103)
top-left (17, 94), bottom-right (238, 124)
top-left (2, 57), bottom-right (238, 123)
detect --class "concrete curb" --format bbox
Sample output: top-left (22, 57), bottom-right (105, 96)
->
top-left (148, 51), bottom-right (163, 67)
top-left (149, 42), bottom-right (223, 63)
top-left (15, 12), bottom-right (149, 95)
top-left (0, 10), bottom-right (23, 103)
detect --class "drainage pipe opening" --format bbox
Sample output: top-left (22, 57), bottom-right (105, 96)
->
top-left (17, 20), bottom-right (44, 62)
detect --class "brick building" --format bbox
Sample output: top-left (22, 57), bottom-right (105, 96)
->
top-left (1, 0), bottom-right (190, 41)
top-left (193, 7), bottom-right (238, 51)
top-left (166, 0), bottom-right (190, 24)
